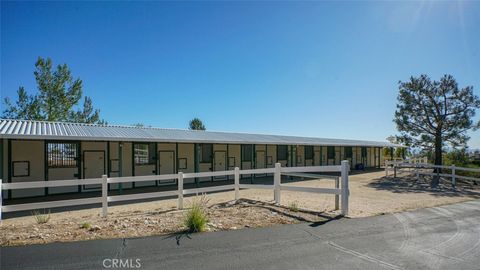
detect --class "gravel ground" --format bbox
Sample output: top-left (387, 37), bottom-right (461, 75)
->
top-left (1, 170), bottom-right (478, 246)
top-left (0, 198), bottom-right (331, 246)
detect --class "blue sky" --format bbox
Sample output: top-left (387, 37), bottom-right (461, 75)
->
top-left (1, 1), bottom-right (479, 148)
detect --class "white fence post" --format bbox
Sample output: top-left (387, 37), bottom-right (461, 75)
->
top-left (234, 167), bottom-right (240, 201)
top-left (341, 160), bottom-right (349, 216)
top-left (178, 172), bottom-right (184, 210)
top-left (274, 163), bottom-right (281, 204)
top-left (451, 165), bottom-right (456, 188)
top-left (385, 161), bottom-right (388, 177)
top-left (335, 176), bottom-right (339, 210)
top-left (101, 175), bottom-right (108, 218)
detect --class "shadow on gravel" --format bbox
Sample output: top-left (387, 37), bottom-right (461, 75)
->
top-left (367, 175), bottom-right (480, 198)
top-left (219, 198), bottom-right (337, 223)
top-left (164, 198), bottom-right (343, 246)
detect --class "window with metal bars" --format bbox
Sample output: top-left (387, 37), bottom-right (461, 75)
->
top-left (241, 145), bottom-right (253, 162)
top-left (362, 147), bottom-right (367, 158)
top-left (344, 147), bottom-right (353, 158)
top-left (199, 144), bottom-right (213, 163)
top-left (47, 142), bottom-right (79, 168)
top-left (277, 145), bottom-right (288, 160)
top-left (327, 146), bottom-right (335, 159)
top-left (134, 143), bottom-right (156, 165)
top-left (305, 146), bottom-right (314, 160)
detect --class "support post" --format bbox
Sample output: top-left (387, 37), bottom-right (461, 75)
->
top-left (118, 142), bottom-right (123, 194)
top-left (341, 160), bottom-right (349, 216)
top-left (178, 172), bottom-right (184, 210)
top-left (394, 164), bottom-right (397, 178)
top-left (385, 161), bottom-right (388, 177)
top-left (0, 179), bottom-right (2, 222)
top-left (234, 167), bottom-right (240, 201)
top-left (334, 176), bottom-right (339, 210)
top-left (451, 165), bottom-right (456, 188)
top-left (102, 175), bottom-right (108, 218)
top-left (274, 163), bottom-right (281, 204)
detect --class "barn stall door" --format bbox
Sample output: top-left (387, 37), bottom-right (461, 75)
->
top-left (255, 150), bottom-right (266, 177)
top-left (83, 151), bottom-right (105, 191)
top-left (158, 151), bottom-right (176, 185)
top-left (213, 151), bottom-right (227, 180)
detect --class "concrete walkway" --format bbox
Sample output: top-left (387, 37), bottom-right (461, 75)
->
top-left (2, 200), bottom-right (480, 270)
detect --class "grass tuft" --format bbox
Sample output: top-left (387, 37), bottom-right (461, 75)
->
top-left (288, 201), bottom-right (299, 212)
top-left (32, 209), bottom-right (51, 224)
top-left (80, 222), bottom-right (91, 230)
top-left (184, 195), bottom-right (209, 232)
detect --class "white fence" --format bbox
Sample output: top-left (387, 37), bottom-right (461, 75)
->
top-left (0, 161), bottom-right (350, 220)
top-left (385, 159), bottom-right (480, 187)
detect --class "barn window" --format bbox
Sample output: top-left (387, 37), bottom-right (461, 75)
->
top-left (344, 147), bottom-right (353, 158)
top-left (241, 145), bottom-right (253, 162)
top-left (134, 143), bottom-right (156, 165)
top-left (361, 147), bottom-right (367, 158)
top-left (47, 142), bottom-right (79, 168)
top-left (277, 145), bottom-right (288, 160)
top-left (327, 146), bottom-right (335, 159)
top-left (305, 146), bottom-right (314, 160)
top-left (199, 144), bottom-right (213, 163)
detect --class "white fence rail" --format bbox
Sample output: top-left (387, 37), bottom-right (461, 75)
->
top-left (0, 161), bottom-right (350, 221)
top-left (385, 159), bottom-right (480, 187)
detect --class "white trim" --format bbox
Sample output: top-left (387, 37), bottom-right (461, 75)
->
top-left (2, 198), bottom-right (102, 212)
top-left (280, 185), bottom-right (341, 194)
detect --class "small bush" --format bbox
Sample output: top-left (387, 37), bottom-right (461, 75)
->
top-left (32, 209), bottom-right (51, 224)
top-left (288, 201), bottom-right (299, 212)
top-left (184, 195), bottom-right (209, 232)
top-left (80, 222), bottom-right (91, 230)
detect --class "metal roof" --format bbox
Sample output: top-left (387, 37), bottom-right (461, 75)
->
top-left (0, 119), bottom-right (402, 147)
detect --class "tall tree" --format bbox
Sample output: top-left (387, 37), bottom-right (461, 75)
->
top-left (189, 118), bottom-right (206, 130)
top-left (2, 87), bottom-right (41, 120)
top-left (394, 74), bottom-right (480, 185)
top-left (2, 57), bottom-right (105, 124)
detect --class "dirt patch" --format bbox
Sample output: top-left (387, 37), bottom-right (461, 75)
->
top-left (0, 199), bottom-right (333, 247)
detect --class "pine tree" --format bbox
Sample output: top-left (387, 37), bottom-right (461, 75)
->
top-left (394, 74), bottom-right (480, 185)
top-left (2, 57), bottom-right (105, 124)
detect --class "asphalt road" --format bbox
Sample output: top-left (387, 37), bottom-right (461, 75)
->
top-left (2, 200), bottom-right (480, 270)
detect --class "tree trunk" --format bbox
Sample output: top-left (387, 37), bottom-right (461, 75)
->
top-left (432, 133), bottom-right (442, 187)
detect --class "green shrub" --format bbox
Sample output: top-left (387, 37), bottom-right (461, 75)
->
top-left (32, 209), bottom-right (51, 224)
top-left (288, 201), bottom-right (299, 212)
top-left (80, 222), bottom-right (91, 230)
top-left (184, 195), bottom-right (209, 232)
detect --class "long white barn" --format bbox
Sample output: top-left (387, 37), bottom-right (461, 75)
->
top-left (0, 119), bottom-right (400, 199)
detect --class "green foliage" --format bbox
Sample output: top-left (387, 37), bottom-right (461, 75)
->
top-left (383, 147), bottom-right (393, 158)
top-left (80, 222), bottom-right (91, 230)
top-left (189, 118), bottom-right (206, 130)
top-left (184, 196), bottom-right (209, 232)
top-left (383, 147), bottom-right (409, 160)
top-left (2, 57), bottom-right (105, 124)
top-left (444, 149), bottom-right (470, 166)
top-left (442, 149), bottom-right (480, 180)
top-left (70, 97), bottom-right (105, 124)
top-left (394, 75), bottom-right (480, 168)
top-left (32, 209), bottom-right (51, 224)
